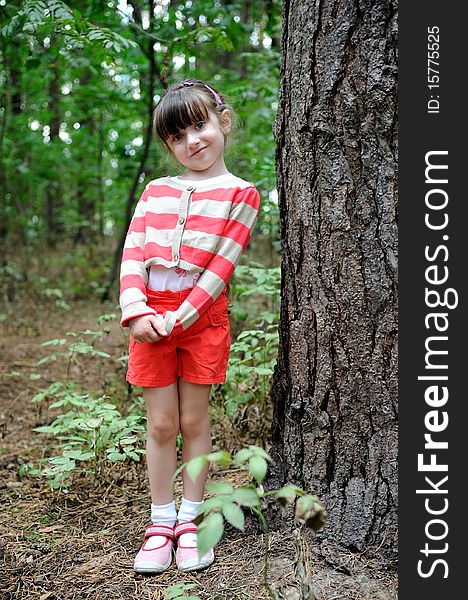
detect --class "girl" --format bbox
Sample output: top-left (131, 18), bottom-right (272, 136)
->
top-left (119, 79), bottom-right (260, 573)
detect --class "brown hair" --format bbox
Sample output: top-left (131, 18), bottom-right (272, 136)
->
top-left (153, 79), bottom-right (233, 148)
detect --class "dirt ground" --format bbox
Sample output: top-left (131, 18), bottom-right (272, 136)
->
top-left (0, 295), bottom-right (398, 600)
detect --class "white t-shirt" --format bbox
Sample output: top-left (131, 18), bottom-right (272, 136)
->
top-left (147, 173), bottom-right (233, 292)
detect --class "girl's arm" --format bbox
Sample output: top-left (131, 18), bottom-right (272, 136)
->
top-left (162, 185), bottom-right (260, 335)
top-left (119, 185), bottom-right (158, 327)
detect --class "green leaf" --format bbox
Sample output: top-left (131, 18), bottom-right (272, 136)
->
top-left (6, 371), bottom-right (20, 377)
top-left (107, 452), bottom-right (126, 462)
top-left (49, 399), bottom-right (66, 409)
top-left (234, 448), bottom-right (253, 465)
top-left (255, 367), bottom-right (273, 375)
top-left (206, 481), bottom-right (234, 495)
top-left (36, 354), bottom-right (58, 366)
top-left (78, 418), bottom-right (103, 430)
top-left (118, 436), bottom-right (138, 446)
top-left (64, 450), bottom-right (95, 461)
top-left (33, 425), bottom-right (55, 434)
top-left (125, 450), bottom-right (141, 461)
top-left (186, 455), bottom-right (208, 483)
top-left (222, 502), bottom-right (245, 531)
top-left (48, 456), bottom-right (75, 469)
top-left (197, 512), bottom-right (224, 556)
top-left (200, 495), bottom-right (231, 513)
top-left (206, 450), bottom-right (231, 467)
top-left (248, 455), bottom-right (268, 483)
top-left (232, 487), bottom-right (260, 507)
top-left (249, 445), bottom-right (272, 461)
top-left (42, 338), bottom-right (66, 347)
top-left (165, 583), bottom-right (187, 598)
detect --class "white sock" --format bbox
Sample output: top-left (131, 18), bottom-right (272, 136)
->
top-left (177, 497), bottom-right (204, 523)
top-left (177, 497), bottom-right (204, 546)
top-left (145, 501), bottom-right (177, 550)
top-left (151, 501), bottom-right (177, 527)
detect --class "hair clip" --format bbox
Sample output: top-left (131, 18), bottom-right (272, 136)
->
top-left (203, 84), bottom-right (223, 106)
top-left (176, 80), bottom-right (223, 105)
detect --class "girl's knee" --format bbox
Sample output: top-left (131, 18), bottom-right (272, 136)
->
top-left (179, 410), bottom-right (209, 439)
top-left (147, 415), bottom-right (179, 444)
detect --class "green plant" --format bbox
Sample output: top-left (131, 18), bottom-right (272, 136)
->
top-left (164, 583), bottom-right (201, 600)
top-left (20, 382), bottom-right (146, 490)
top-left (176, 446), bottom-right (326, 600)
top-left (42, 287), bottom-right (71, 311)
top-left (232, 265), bottom-right (281, 303)
top-left (223, 265), bottom-right (280, 417)
top-left (36, 321), bottom-right (114, 381)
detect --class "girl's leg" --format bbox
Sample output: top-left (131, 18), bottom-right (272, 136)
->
top-left (175, 379), bottom-right (215, 571)
top-left (144, 383), bottom-right (180, 504)
top-left (134, 384), bottom-right (180, 569)
top-left (178, 378), bottom-right (212, 501)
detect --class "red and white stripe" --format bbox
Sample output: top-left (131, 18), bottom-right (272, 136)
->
top-left (119, 175), bottom-right (260, 334)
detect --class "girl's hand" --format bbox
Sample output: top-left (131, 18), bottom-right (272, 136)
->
top-left (129, 314), bottom-right (169, 344)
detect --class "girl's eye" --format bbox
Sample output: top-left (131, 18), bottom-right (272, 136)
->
top-left (195, 121), bottom-right (205, 130)
top-left (173, 133), bottom-right (183, 142)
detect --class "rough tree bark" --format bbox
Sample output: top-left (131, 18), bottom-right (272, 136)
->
top-left (269, 0), bottom-right (398, 554)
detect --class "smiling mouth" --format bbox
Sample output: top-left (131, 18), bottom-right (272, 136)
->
top-left (191, 146), bottom-right (208, 157)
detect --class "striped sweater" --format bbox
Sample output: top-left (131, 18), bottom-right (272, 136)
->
top-left (119, 174), bottom-right (260, 335)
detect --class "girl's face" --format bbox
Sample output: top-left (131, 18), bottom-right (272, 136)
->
top-left (166, 109), bottom-right (231, 179)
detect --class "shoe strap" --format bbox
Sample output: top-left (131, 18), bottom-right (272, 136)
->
top-left (174, 521), bottom-right (198, 538)
top-left (145, 524), bottom-right (175, 540)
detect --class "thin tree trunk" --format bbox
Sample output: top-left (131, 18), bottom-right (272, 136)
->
top-left (1, 38), bottom-right (28, 244)
top-left (269, 0), bottom-right (398, 555)
top-left (0, 39), bottom-right (9, 250)
top-left (102, 0), bottom-right (165, 302)
top-left (96, 112), bottom-right (105, 236)
top-left (74, 67), bottom-right (97, 245)
top-left (45, 51), bottom-right (63, 246)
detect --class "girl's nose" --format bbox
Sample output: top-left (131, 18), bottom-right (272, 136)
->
top-left (186, 131), bottom-right (199, 147)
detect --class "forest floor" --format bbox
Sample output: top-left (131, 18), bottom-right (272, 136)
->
top-left (0, 292), bottom-right (398, 600)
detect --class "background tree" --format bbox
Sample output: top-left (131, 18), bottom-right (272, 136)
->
top-left (270, 0), bottom-right (398, 554)
top-left (1, 0), bottom-right (280, 271)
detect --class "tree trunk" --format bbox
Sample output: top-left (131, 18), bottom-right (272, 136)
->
top-left (45, 50), bottom-right (64, 246)
top-left (269, 0), bottom-right (398, 554)
top-left (0, 38), bottom-right (9, 250)
top-left (74, 68), bottom-right (96, 245)
top-left (101, 0), bottom-right (163, 302)
top-left (1, 37), bottom-right (28, 244)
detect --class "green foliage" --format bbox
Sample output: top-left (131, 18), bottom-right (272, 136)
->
top-left (22, 382), bottom-right (146, 490)
top-left (2, 1), bottom-right (138, 55)
top-left (41, 287), bottom-right (71, 311)
top-left (17, 313), bottom-right (142, 490)
top-left (223, 265), bottom-right (280, 416)
top-left (36, 326), bottom-right (112, 369)
top-left (178, 446), bottom-right (327, 559)
top-left (1, 0), bottom-right (280, 255)
top-left (164, 583), bottom-right (200, 600)
top-left (175, 446), bottom-right (326, 600)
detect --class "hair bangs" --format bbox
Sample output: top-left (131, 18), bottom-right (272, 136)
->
top-left (154, 90), bottom-right (211, 143)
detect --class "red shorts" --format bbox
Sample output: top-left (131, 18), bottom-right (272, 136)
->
top-left (126, 287), bottom-right (231, 387)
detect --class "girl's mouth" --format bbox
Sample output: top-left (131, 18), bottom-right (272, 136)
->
top-left (191, 146), bottom-right (207, 157)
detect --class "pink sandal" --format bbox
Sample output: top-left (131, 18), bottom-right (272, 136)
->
top-left (134, 524), bottom-right (174, 573)
top-left (175, 521), bottom-right (215, 572)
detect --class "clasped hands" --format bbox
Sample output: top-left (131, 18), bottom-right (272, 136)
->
top-left (129, 314), bottom-right (169, 344)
